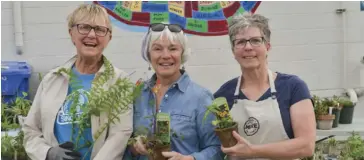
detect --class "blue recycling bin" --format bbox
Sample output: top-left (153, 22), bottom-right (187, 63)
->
top-left (1, 61), bottom-right (31, 104)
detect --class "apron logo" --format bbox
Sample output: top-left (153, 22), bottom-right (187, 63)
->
top-left (244, 117), bottom-right (260, 136)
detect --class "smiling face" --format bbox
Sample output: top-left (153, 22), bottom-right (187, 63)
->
top-left (68, 4), bottom-right (112, 59)
top-left (69, 17), bottom-right (111, 59)
top-left (149, 33), bottom-right (183, 79)
top-left (232, 27), bottom-right (271, 70)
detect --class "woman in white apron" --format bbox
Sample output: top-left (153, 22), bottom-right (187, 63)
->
top-left (213, 14), bottom-right (316, 160)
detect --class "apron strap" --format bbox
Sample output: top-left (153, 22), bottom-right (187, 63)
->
top-left (267, 69), bottom-right (277, 99)
top-left (234, 69), bottom-right (277, 98)
top-left (234, 76), bottom-right (242, 97)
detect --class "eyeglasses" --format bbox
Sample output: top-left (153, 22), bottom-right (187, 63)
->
top-left (233, 37), bottom-right (265, 49)
top-left (149, 23), bottom-right (183, 33)
top-left (73, 24), bottom-right (110, 37)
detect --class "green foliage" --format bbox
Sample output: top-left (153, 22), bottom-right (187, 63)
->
top-left (127, 79), bottom-right (182, 155)
top-left (1, 103), bottom-right (20, 131)
top-left (1, 93), bottom-right (31, 159)
top-left (1, 92), bottom-right (32, 131)
top-left (313, 94), bottom-right (356, 119)
top-left (1, 131), bottom-right (28, 160)
top-left (302, 131), bottom-right (364, 160)
top-left (338, 98), bottom-right (355, 107)
top-left (56, 57), bottom-right (143, 159)
top-left (203, 97), bottom-right (235, 129)
top-left (341, 131), bottom-right (364, 159)
top-left (321, 95), bottom-right (340, 108)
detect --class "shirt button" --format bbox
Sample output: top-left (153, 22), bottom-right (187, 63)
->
top-left (165, 94), bottom-right (168, 98)
top-left (172, 85), bottom-right (176, 88)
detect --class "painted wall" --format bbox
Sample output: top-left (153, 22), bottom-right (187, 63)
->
top-left (1, 1), bottom-right (364, 99)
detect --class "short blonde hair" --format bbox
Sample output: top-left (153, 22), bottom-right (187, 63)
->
top-left (67, 4), bottom-right (112, 32)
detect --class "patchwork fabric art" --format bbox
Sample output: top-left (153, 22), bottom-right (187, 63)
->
top-left (93, 1), bottom-right (261, 36)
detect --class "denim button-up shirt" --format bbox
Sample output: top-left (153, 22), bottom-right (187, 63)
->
top-left (124, 72), bottom-right (224, 160)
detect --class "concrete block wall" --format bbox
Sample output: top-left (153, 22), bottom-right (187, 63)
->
top-left (1, 1), bottom-right (364, 99)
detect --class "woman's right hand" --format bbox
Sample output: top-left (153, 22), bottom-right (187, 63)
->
top-left (131, 136), bottom-right (149, 156)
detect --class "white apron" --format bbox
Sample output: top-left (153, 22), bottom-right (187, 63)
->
top-left (228, 69), bottom-right (290, 160)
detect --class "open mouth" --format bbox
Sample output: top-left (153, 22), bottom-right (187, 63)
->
top-left (158, 63), bottom-right (174, 67)
top-left (243, 56), bottom-right (257, 59)
top-left (83, 42), bottom-right (97, 48)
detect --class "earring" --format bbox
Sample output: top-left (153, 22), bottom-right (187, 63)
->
top-left (145, 64), bottom-right (154, 80)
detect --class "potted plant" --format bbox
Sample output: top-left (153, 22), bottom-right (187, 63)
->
top-left (127, 80), bottom-right (182, 160)
top-left (203, 97), bottom-right (238, 148)
top-left (338, 98), bottom-right (356, 124)
top-left (327, 137), bottom-right (340, 158)
top-left (313, 96), bottom-right (335, 130)
top-left (55, 57), bottom-right (143, 159)
top-left (340, 131), bottom-right (364, 160)
top-left (322, 96), bottom-right (342, 128)
top-left (127, 113), bottom-right (183, 160)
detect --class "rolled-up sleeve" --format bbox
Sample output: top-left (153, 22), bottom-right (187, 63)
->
top-left (191, 90), bottom-right (224, 160)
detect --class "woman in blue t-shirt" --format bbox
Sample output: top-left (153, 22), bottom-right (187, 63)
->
top-left (23, 4), bottom-right (132, 160)
top-left (214, 14), bottom-right (316, 160)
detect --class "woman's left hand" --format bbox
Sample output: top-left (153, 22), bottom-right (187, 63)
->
top-left (162, 151), bottom-right (194, 160)
top-left (221, 131), bottom-right (255, 158)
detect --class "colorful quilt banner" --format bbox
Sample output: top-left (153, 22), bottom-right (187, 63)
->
top-left (93, 1), bottom-right (261, 36)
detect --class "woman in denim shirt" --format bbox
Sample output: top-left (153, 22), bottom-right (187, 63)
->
top-left (124, 23), bottom-right (224, 160)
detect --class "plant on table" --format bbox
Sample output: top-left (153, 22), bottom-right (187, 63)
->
top-left (340, 131), bottom-right (364, 160)
top-left (55, 57), bottom-right (143, 160)
top-left (322, 95), bottom-right (342, 128)
top-left (327, 137), bottom-right (340, 157)
top-left (312, 95), bottom-right (335, 130)
top-left (203, 97), bottom-right (238, 148)
top-left (337, 97), bottom-right (356, 124)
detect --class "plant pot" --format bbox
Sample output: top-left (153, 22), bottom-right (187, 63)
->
top-left (317, 115), bottom-right (335, 130)
top-left (1, 156), bottom-right (13, 160)
top-left (332, 108), bottom-right (341, 128)
top-left (328, 145), bottom-right (340, 158)
top-left (1, 155), bottom-right (29, 160)
top-left (339, 106), bottom-right (355, 124)
top-left (146, 142), bottom-right (170, 160)
top-left (214, 122), bottom-right (238, 148)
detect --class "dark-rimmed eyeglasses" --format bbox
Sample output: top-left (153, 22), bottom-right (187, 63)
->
top-left (233, 37), bottom-right (265, 49)
top-left (73, 24), bottom-right (110, 37)
top-left (149, 23), bottom-right (183, 33)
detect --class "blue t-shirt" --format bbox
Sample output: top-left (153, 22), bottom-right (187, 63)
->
top-left (54, 66), bottom-right (95, 160)
top-left (213, 72), bottom-right (311, 139)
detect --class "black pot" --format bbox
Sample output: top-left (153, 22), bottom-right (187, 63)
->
top-left (332, 108), bottom-right (341, 128)
top-left (1, 156), bottom-right (13, 160)
top-left (339, 106), bottom-right (355, 124)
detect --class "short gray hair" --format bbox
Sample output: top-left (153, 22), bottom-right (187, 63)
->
top-left (228, 13), bottom-right (271, 46)
top-left (141, 26), bottom-right (190, 64)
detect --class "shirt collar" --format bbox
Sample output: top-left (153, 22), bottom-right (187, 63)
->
top-left (143, 70), bottom-right (190, 93)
